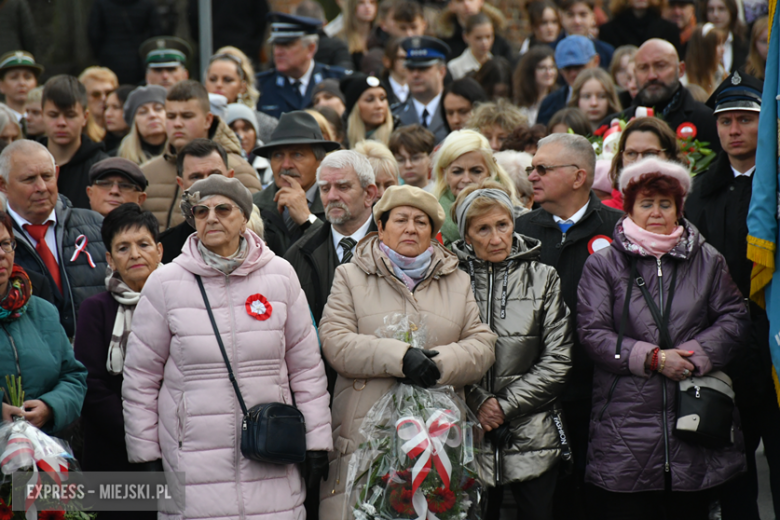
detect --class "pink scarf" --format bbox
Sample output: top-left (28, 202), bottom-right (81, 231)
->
top-left (623, 217), bottom-right (684, 259)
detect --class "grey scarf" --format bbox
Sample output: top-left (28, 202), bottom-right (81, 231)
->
top-left (198, 236), bottom-right (249, 275)
top-left (105, 270), bottom-right (142, 376)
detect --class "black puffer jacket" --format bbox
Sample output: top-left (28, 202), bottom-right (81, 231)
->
top-left (453, 234), bottom-right (572, 485)
top-left (88, 0), bottom-right (163, 85)
top-left (11, 196), bottom-right (108, 337)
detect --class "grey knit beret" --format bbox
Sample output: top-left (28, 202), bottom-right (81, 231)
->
top-left (224, 103), bottom-right (259, 136)
top-left (123, 85), bottom-right (167, 125)
top-left (181, 175), bottom-right (253, 227)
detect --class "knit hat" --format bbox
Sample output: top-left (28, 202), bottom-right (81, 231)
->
top-left (373, 185), bottom-right (446, 236)
top-left (618, 157), bottom-right (691, 198)
top-left (225, 103), bottom-right (259, 136)
top-left (123, 85), bottom-right (167, 125)
top-left (311, 79), bottom-right (346, 106)
top-left (181, 175), bottom-right (253, 227)
top-left (340, 73), bottom-right (386, 115)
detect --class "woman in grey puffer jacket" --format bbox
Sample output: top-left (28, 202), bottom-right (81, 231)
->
top-left (451, 181), bottom-right (572, 520)
top-left (577, 158), bottom-right (749, 519)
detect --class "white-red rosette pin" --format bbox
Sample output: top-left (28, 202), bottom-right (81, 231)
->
top-left (246, 294), bottom-right (272, 321)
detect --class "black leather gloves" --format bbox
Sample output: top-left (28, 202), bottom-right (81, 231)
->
top-left (400, 349), bottom-right (440, 388)
top-left (132, 459), bottom-right (164, 472)
top-left (302, 450), bottom-right (330, 489)
top-left (485, 424), bottom-right (512, 448)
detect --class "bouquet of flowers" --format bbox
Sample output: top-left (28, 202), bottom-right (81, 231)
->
top-left (0, 376), bottom-right (89, 520)
top-left (345, 315), bottom-right (485, 520)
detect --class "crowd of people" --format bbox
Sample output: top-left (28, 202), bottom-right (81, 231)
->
top-left (0, 0), bottom-right (775, 518)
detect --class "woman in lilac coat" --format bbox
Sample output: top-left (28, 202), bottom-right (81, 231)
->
top-left (577, 158), bottom-right (749, 520)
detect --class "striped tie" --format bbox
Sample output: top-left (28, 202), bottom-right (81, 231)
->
top-left (340, 237), bottom-right (357, 264)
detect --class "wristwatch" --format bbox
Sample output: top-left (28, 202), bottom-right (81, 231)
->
top-left (301, 213), bottom-right (318, 231)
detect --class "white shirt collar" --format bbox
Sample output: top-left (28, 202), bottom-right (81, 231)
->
top-left (552, 200), bottom-right (589, 225)
top-left (412, 92), bottom-right (442, 128)
top-left (388, 75), bottom-right (409, 103)
top-left (7, 205), bottom-right (57, 229)
top-left (332, 213), bottom-right (373, 262)
top-left (732, 165), bottom-right (755, 178)
top-left (289, 60), bottom-right (316, 96)
top-left (723, 31), bottom-right (734, 72)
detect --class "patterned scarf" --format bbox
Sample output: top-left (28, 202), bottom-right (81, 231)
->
top-left (379, 241), bottom-right (434, 291)
top-left (198, 236), bottom-right (249, 275)
top-left (105, 269), bottom-right (143, 376)
top-left (0, 265), bottom-right (32, 322)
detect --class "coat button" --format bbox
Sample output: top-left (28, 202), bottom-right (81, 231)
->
top-left (729, 186), bottom-right (735, 191)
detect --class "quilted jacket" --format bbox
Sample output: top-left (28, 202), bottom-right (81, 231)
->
top-left (122, 230), bottom-right (332, 520)
top-left (452, 234), bottom-right (572, 486)
top-left (577, 217), bottom-right (748, 492)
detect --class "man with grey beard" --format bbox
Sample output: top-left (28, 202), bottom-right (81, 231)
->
top-left (283, 149), bottom-right (377, 520)
top-left (600, 38), bottom-right (720, 153)
top-left (253, 111), bottom-right (341, 256)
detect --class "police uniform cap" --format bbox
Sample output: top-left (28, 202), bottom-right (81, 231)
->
top-left (401, 36), bottom-right (450, 69)
top-left (706, 70), bottom-right (763, 115)
top-left (140, 36), bottom-right (193, 68)
top-left (0, 51), bottom-right (43, 77)
top-left (267, 13), bottom-right (322, 44)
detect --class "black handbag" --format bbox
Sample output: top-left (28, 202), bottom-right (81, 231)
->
top-left (196, 275), bottom-right (307, 464)
top-left (633, 261), bottom-right (735, 449)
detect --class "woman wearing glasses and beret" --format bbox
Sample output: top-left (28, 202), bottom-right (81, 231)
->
top-left (122, 176), bottom-right (332, 519)
top-left (602, 117), bottom-right (683, 211)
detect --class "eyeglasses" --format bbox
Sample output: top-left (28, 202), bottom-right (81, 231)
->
top-left (623, 149), bottom-right (666, 161)
top-left (0, 240), bottom-right (16, 254)
top-left (94, 179), bottom-right (141, 193)
top-left (525, 164), bottom-right (579, 176)
top-left (395, 154), bottom-right (428, 166)
top-left (191, 203), bottom-right (241, 220)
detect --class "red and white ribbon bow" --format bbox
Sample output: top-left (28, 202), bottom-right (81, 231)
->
top-left (395, 409), bottom-right (461, 520)
top-left (0, 421), bottom-right (70, 520)
top-left (70, 235), bottom-right (96, 268)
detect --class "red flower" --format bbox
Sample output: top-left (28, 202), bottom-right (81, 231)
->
top-left (39, 511), bottom-right (65, 520)
top-left (676, 123), bottom-right (697, 140)
top-left (0, 499), bottom-right (12, 520)
top-left (426, 487), bottom-right (456, 514)
top-left (594, 125), bottom-right (608, 137)
top-left (245, 294), bottom-right (272, 321)
top-left (389, 487), bottom-right (415, 515)
top-left (462, 477), bottom-right (476, 490)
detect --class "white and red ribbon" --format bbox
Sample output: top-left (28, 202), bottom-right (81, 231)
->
top-left (0, 422), bottom-right (70, 520)
top-left (70, 235), bottom-right (96, 268)
top-left (395, 409), bottom-right (461, 520)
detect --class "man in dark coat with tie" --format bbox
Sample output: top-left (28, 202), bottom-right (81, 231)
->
top-left (256, 13), bottom-right (349, 119)
top-left (391, 36), bottom-right (450, 145)
top-left (685, 71), bottom-right (780, 520)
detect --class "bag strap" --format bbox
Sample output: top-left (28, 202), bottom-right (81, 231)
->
top-left (635, 261), bottom-right (678, 350)
top-left (614, 256), bottom-right (637, 359)
top-left (195, 275), bottom-right (249, 416)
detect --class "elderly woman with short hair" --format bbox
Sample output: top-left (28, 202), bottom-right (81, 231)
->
top-left (577, 158), bottom-right (749, 519)
top-left (318, 184), bottom-right (497, 519)
top-left (451, 180), bottom-right (572, 520)
top-left (122, 175), bottom-right (332, 519)
top-left (433, 129), bottom-right (517, 247)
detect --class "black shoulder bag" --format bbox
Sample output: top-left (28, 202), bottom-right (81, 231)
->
top-left (633, 262), bottom-right (735, 449)
top-left (195, 275), bottom-right (307, 464)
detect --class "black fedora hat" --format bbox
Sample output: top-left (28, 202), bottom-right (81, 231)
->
top-left (253, 111), bottom-right (341, 158)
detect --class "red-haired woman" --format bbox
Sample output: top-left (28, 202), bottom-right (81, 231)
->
top-left (577, 158), bottom-right (749, 518)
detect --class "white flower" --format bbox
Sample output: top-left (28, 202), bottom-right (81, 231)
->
top-left (250, 300), bottom-right (266, 315)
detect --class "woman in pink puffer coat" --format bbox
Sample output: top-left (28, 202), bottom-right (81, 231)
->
top-left (122, 175), bottom-right (332, 520)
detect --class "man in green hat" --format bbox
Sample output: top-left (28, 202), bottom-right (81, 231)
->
top-left (0, 50), bottom-right (43, 123)
top-left (139, 36), bottom-right (192, 92)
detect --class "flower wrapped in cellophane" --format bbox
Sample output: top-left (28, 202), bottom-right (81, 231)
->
top-left (345, 314), bottom-right (486, 520)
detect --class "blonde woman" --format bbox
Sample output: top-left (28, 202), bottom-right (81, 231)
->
top-left (204, 46), bottom-right (278, 142)
top-left (433, 129), bottom-right (517, 246)
top-left (567, 68), bottom-right (623, 131)
top-left (117, 85), bottom-right (168, 166)
top-left (353, 140), bottom-right (399, 198)
top-left (341, 74), bottom-right (394, 148)
top-left (78, 66), bottom-right (118, 143)
top-left (338, 0), bottom-right (378, 69)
